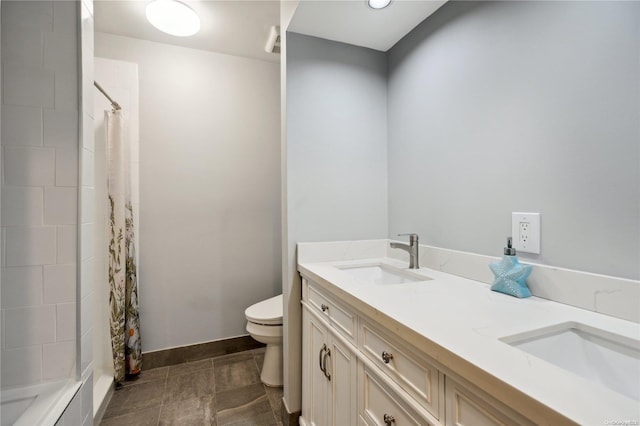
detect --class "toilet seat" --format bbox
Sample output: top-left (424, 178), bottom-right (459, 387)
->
top-left (246, 321), bottom-right (283, 338)
top-left (245, 294), bottom-right (283, 325)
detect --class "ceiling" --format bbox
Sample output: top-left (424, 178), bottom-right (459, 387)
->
top-left (94, 1), bottom-right (447, 63)
top-left (94, 0), bottom-right (281, 63)
top-left (289, 0), bottom-right (447, 52)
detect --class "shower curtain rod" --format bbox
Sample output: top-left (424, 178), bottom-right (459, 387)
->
top-left (94, 81), bottom-right (122, 111)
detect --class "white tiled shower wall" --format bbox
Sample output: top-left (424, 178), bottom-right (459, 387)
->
top-left (1, 0), bottom-right (94, 424)
top-left (1, 0), bottom-right (79, 389)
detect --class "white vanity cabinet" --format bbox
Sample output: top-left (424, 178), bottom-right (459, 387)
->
top-left (307, 280), bottom-right (357, 345)
top-left (301, 277), bottom-right (436, 426)
top-left (444, 376), bottom-right (534, 426)
top-left (301, 275), bottom-right (536, 426)
top-left (359, 319), bottom-right (442, 419)
top-left (359, 361), bottom-right (438, 426)
top-left (302, 280), bottom-right (358, 426)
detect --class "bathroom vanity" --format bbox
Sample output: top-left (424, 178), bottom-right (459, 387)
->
top-left (297, 241), bottom-right (640, 426)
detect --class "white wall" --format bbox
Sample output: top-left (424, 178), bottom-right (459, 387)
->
top-left (387, 1), bottom-right (640, 280)
top-left (95, 33), bottom-right (281, 352)
top-left (284, 32), bottom-right (388, 413)
top-left (279, 0), bottom-right (299, 414)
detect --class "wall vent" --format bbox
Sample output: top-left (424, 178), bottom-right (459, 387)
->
top-left (265, 26), bottom-right (281, 54)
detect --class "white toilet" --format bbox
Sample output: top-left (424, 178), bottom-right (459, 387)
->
top-left (245, 294), bottom-right (283, 387)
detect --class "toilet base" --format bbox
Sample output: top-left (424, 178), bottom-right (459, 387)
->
top-left (260, 343), bottom-right (283, 387)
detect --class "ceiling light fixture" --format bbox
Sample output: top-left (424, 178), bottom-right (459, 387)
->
top-left (367, 0), bottom-right (392, 10)
top-left (146, 0), bottom-right (200, 37)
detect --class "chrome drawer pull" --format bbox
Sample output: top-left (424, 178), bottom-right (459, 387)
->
top-left (381, 351), bottom-right (394, 364)
top-left (319, 344), bottom-right (327, 374)
top-left (321, 304), bottom-right (329, 312)
top-left (383, 414), bottom-right (395, 425)
top-left (322, 348), bottom-right (331, 380)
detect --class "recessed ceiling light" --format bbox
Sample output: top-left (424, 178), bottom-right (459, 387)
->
top-left (146, 0), bottom-right (200, 37)
top-left (368, 0), bottom-right (392, 10)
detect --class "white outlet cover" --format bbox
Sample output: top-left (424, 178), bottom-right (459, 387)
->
top-left (512, 212), bottom-right (540, 254)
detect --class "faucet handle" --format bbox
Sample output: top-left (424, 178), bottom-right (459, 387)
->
top-left (397, 233), bottom-right (419, 242)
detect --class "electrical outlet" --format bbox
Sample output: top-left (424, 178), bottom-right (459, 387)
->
top-left (512, 212), bottom-right (540, 254)
top-left (519, 221), bottom-right (529, 244)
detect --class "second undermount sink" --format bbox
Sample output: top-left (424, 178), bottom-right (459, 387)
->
top-left (501, 322), bottom-right (640, 401)
top-left (337, 263), bottom-right (431, 285)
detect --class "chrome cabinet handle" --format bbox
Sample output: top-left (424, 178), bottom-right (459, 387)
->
top-left (322, 347), bottom-right (331, 380)
top-left (319, 344), bottom-right (326, 374)
top-left (381, 351), bottom-right (394, 364)
top-left (383, 414), bottom-right (395, 425)
top-left (321, 304), bottom-right (329, 312)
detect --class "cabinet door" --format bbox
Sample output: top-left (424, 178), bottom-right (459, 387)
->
top-left (303, 308), bottom-right (330, 426)
top-left (327, 336), bottom-right (357, 426)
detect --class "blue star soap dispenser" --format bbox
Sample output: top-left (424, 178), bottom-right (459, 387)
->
top-left (489, 237), bottom-right (532, 298)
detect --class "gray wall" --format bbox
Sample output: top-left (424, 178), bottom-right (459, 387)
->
top-left (387, 1), bottom-right (640, 279)
top-left (287, 33), bottom-right (389, 243)
top-left (284, 32), bottom-right (388, 410)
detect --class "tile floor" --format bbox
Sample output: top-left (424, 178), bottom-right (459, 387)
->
top-left (100, 348), bottom-right (283, 425)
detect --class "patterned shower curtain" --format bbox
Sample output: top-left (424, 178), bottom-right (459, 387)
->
top-left (106, 110), bottom-right (142, 383)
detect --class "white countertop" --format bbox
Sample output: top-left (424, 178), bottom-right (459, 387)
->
top-left (298, 256), bottom-right (640, 425)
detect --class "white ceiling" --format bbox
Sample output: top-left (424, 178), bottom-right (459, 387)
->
top-left (94, 0), bottom-right (281, 63)
top-left (94, 1), bottom-right (446, 63)
top-left (288, 0), bottom-right (447, 52)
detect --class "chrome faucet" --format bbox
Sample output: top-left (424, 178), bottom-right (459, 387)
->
top-left (390, 233), bottom-right (419, 269)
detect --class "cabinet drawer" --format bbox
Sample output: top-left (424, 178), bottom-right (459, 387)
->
top-left (360, 364), bottom-right (437, 426)
top-left (360, 320), bottom-right (440, 419)
top-left (445, 377), bottom-right (534, 426)
top-left (308, 281), bottom-right (357, 344)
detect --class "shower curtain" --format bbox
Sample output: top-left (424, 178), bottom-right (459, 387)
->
top-left (106, 110), bottom-right (142, 383)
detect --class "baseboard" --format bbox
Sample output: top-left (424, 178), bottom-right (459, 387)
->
top-left (142, 335), bottom-right (264, 369)
top-left (281, 396), bottom-right (301, 426)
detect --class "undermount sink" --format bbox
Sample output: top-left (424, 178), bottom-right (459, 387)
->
top-left (337, 263), bottom-right (431, 285)
top-left (501, 322), bottom-right (640, 401)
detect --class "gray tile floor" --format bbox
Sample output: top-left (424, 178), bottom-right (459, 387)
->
top-left (100, 348), bottom-right (283, 426)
